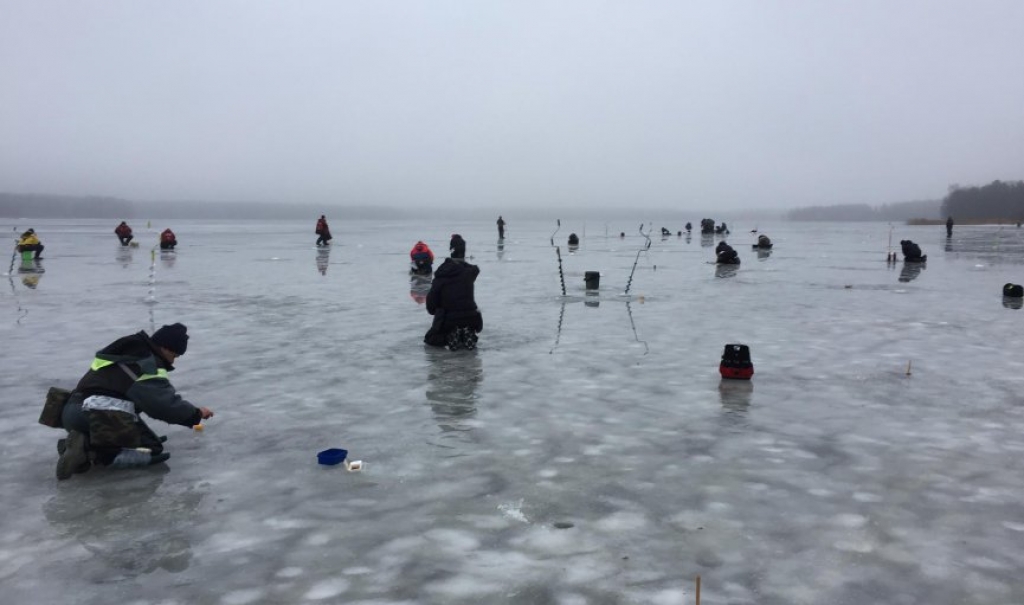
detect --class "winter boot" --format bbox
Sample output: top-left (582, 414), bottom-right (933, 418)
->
top-left (111, 448), bottom-right (170, 469)
top-left (56, 430), bottom-right (91, 480)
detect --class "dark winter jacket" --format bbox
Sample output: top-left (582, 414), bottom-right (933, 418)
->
top-left (426, 258), bottom-right (483, 332)
top-left (900, 240), bottom-right (924, 261)
top-left (74, 331), bottom-right (203, 427)
top-left (716, 242), bottom-right (740, 264)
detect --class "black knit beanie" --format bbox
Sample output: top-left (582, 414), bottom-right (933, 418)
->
top-left (450, 234), bottom-right (466, 259)
top-left (152, 323), bottom-right (189, 355)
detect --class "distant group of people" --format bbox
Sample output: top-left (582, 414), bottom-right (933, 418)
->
top-left (698, 219), bottom-right (728, 234)
top-left (113, 221), bottom-right (176, 249)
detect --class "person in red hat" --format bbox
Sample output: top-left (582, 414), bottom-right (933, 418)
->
top-left (54, 323), bottom-right (214, 480)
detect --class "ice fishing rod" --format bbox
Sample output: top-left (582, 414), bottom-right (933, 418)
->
top-left (6, 227), bottom-right (28, 323)
top-left (551, 219), bottom-right (566, 296)
top-left (555, 245), bottom-right (567, 296)
top-left (6, 226), bottom-right (17, 277)
top-left (623, 223), bottom-right (651, 296)
top-left (549, 299), bottom-right (567, 354)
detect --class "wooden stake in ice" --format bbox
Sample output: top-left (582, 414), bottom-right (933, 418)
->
top-left (905, 360), bottom-right (912, 376)
top-left (695, 575), bottom-right (701, 605)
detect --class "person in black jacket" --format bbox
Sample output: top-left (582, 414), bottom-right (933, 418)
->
top-left (900, 239), bottom-right (926, 262)
top-left (56, 323), bottom-right (214, 480)
top-left (424, 234), bottom-right (483, 350)
top-left (715, 240), bottom-right (740, 264)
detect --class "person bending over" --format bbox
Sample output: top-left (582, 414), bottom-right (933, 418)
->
top-left (17, 229), bottom-right (44, 259)
top-left (716, 240), bottom-right (740, 264)
top-left (115, 221), bottom-right (134, 246)
top-left (900, 239), bottom-right (925, 262)
top-left (160, 228), bottom-right (177, 250)
top-left (56, 323), bottom-right (214, 480)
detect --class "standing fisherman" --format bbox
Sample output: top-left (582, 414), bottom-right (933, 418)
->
top-left (315, 215), bottom-right (332, 247)
top-left (497, 216), bottom-right (506, 239)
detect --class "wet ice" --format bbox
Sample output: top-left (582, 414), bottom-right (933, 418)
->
top-left (2, 219), bottom-right (1024, 604)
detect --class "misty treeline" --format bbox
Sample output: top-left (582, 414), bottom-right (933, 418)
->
top-left (942, 180), bottom-right (1024, 221)
top-left (785, 199), bottom-right (940, 222)
top-left (0, 193), bottom-right (411, 220)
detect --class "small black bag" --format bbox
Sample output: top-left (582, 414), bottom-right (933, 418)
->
top-left (38, 387), bottom-right (72, 428)
top-left (1003, 283), bottom-right (1023, 298)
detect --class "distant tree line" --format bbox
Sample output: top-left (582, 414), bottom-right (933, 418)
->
top-left (0, 192), bottom-right (411, 220)
top-left (942, 180), bottom-right (1024, 221)
top-left (0, 193), bottom-right (133, 219)
top-left (785, 199), bottom-right (940, 222)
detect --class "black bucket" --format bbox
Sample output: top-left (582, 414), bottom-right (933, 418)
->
top-left (1003, 283), bottom-right (1023, 298)
top-left (584, 271), bottom-right (600, 290)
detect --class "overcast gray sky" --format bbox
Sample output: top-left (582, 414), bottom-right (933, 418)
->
top-left (1, 1), bottom-right (1022, 211)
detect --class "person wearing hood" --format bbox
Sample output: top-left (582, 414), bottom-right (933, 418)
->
top-left (409, 240), bottom-right (435, 275)
top-left (17, 229), bottom-right (44, 259)
top-left (115, 221), bottom-right (134, 246)
top-left (424, 234), bottom-right (483, 350)
top-left (160, 228), bottom-right (177, 250)
top-left (715, 240), bottom-right (740, 264)
top-left (55, 323), bottom-right (214, 480)
top-left (900, 239), bottom-right (926, 262)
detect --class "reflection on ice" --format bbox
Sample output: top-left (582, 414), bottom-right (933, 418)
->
top-left (5, 219), bottom-right (1024, 604)
top-left (899, 261), bottom-right (926, 282)
top-left (43, 467), bottom-right (203, 578)
top-left (425, 348), bottom-right (482, 443)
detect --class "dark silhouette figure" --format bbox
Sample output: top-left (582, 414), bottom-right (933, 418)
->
top-left (715, 241), bottom-right (740, 264)
top-left (424, 235), bottom-right (483, 351)
top-left (315, 215), bottom-right (332, 246)
top-left (900, 239), bottom-right (926, 262)
top-left (946, 216), bottom-right (954, 238)
top-left (567, 233), bottom-right (579, 247)
top-left (115, 221), bottom-right (133, 246)
top-left (496, 216), bottom-right (505, 239)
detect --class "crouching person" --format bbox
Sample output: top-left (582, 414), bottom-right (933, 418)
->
top-left (424, 234), bottom-right (483, 351)
top-left (56, 323), bottom-right (214, 480)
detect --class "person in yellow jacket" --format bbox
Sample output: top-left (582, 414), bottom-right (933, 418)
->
top-left (17, 229), bottom-right (44, 259)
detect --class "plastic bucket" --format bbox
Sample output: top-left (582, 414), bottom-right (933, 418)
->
top-left (317, 448), bottom-right (348, 466)
top-left (21, 250), bottom-right (33, 261)
top-left (584, 271), bottom-right (600, 290)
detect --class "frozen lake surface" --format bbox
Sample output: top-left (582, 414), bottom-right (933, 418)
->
top-left (2, 218), bottom-right (1024, 604)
